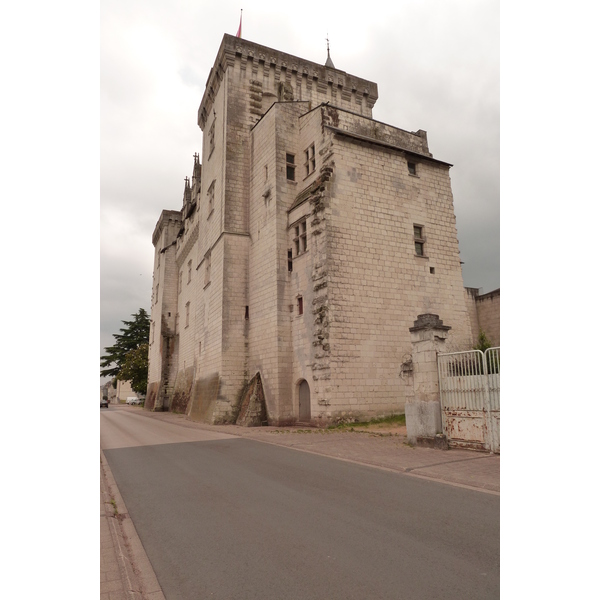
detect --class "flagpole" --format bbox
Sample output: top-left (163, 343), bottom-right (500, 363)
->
top-left (236, 9), bottom-right (243, 38)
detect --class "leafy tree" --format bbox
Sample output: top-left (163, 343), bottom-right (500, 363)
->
top-left (473, 329), bottom-right (492, 352)
top-left (118, 343), bottom-right (150, 394)
top-left (101, 309), bottom-right (150, 379)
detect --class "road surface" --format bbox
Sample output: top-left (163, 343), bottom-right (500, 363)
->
top-left (101, 405), bottom-right (499, 599)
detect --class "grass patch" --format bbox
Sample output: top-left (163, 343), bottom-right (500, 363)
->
top-left (327, 413), bottom-right (405, 431)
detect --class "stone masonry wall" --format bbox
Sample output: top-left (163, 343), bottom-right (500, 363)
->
top-left (147, 211), bottom-right (181, 406)
top-left (476, 289), bottom-right (500, 346)
top-left (322, 121), bottom-right (473, 420)
top-left (464, 287), bottom-right (481, 346)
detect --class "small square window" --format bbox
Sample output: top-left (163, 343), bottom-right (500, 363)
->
top-left (408, 162), bottom-right (417, 175)
top-left (286, 153), bottom-right (295, 181)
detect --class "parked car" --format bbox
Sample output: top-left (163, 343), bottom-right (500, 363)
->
top-left (100, 398), bottom-right (109, 408)
top-left (126, 397), bottom-right (143, 405)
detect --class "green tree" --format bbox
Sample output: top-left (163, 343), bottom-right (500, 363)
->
top-left (101, 308), bottom-right (150, 379)
top-left (474, 329), bottom-right (492, 352)
top-left (118, 343), bottom-right (150, 394)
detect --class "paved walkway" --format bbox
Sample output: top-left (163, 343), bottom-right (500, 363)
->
top-left (101, 407), bottom-right (499, 598)
top-left (101, 449), bottom-right (166, 600)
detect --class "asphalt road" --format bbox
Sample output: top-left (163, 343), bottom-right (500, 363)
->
top-left (101, 406), bottom-right (499, 599)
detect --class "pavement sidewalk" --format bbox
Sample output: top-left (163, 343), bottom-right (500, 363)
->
top-left (101, 450), bottom-right (166, 600)
top-left (137, 409), bottom-right (500, 493)
top-left (101, 407), bottom-right (499, 598)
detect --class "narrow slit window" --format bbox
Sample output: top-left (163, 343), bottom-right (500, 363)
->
top-left (304, 144), bottom-right (315, 177)
top-left (413, 224), bottom-right (426, 257)
top-left (286, 154), bottom-right (295, 181)
top-left (297, 296), bottom-right (303, 315)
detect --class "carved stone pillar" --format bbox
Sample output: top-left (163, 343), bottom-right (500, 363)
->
top-left (405, 314), bottom-right (450, 448)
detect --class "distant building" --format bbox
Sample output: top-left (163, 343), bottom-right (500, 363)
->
top-left (104, 379), bottom-right (138, 404)
top-left (147, 34), bottom-right (483, 425)
top-left (464, 288), bottom-right (500, 346)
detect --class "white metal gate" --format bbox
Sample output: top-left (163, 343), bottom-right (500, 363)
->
top-left (437, 348), bottom-right (500, 453)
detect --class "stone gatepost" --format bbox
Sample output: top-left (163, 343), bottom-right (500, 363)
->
top-left (405, 314), bottom-right (450, 448)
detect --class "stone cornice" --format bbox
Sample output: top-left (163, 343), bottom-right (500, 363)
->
top-left (325, 125), bottom-right (452, 167)
top-left (152, 210), bottom-right (182, 246)
top-left (198, 34), bottom-right (378, 129)
top-left (175, 220), bottom-right (199, 269)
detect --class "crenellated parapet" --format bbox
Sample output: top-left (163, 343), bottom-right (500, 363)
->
top-left (198, 34), bottom-right (378, 130)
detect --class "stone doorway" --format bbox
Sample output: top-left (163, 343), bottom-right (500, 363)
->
top-left (298, 380), bottom-right (311, 422)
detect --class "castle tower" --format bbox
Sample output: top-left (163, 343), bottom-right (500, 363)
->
top-left (147, 34), bottom-right (473, 425)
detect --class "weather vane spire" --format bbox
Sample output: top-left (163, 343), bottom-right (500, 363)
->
top-left (325, 33), bottom-right (335, 69)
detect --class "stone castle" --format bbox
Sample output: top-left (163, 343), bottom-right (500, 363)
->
top-left (146, 33), bottom-right (494, 425)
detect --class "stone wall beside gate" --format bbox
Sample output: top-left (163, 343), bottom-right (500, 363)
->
top-left (437, 348), bottom-right (500, 453)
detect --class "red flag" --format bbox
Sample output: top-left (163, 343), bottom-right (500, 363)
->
top-left (236, 10), bottom-right (242, 38)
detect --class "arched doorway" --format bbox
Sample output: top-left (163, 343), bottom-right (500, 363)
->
top-left (298, 380), bottom-right (311, 421)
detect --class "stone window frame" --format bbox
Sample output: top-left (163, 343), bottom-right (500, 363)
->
top-left (208, 120), bottom-right (215, 160)
top-left (292, 218), bottom-right (308, 256)
top-left (297, 295), bottom-right (304, 316)
top-left (407, 160), bottom-right (418, 176)
top-left (413, 224), bottom-right (427, 257)
top-left (304, 144), bottom-right (316, 178)
top-left (207, 180), bottom-right (216, 219)
top-left (204, 252), bottom-right (212, 288)
top-left (286, 153), bottom-right (296, 181)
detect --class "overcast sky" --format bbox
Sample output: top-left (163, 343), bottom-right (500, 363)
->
top-left (100, 0), bottom-right (499, 369)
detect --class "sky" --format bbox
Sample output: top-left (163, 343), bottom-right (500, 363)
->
top-left (100, 0), bottom-right (499, 373)
top-left (100, 0), bottom-right (500, 366)
top-left (5, 2), bottom-right (600, 594)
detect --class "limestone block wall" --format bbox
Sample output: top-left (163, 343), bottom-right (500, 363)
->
top-left (463, 287), bottom-right (500, 346)
top-left (324, 105), bottom-right (431, 157)
top-left (476, 288), bottom-right (500, 346)
top-left (321, 127), bottom-right (473, 419)
top-left (464, 287), bottom-right (481, 346)
top-left (147, 211), bottom-right (181, 405)
top-left (248, 105), bottom-right (289, 422)
top-left (198, 34), bottom-right (378, 131)
top-left (217, 233), bottom-right (250, 422)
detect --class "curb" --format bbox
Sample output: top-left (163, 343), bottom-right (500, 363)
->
top-left (101, 450), bottom-right (166, 600)
top-left (131, 407), bottom-right (500, 495)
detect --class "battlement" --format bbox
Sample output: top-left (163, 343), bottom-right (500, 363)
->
top-left (198, 34), bottom-right (378, 129)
